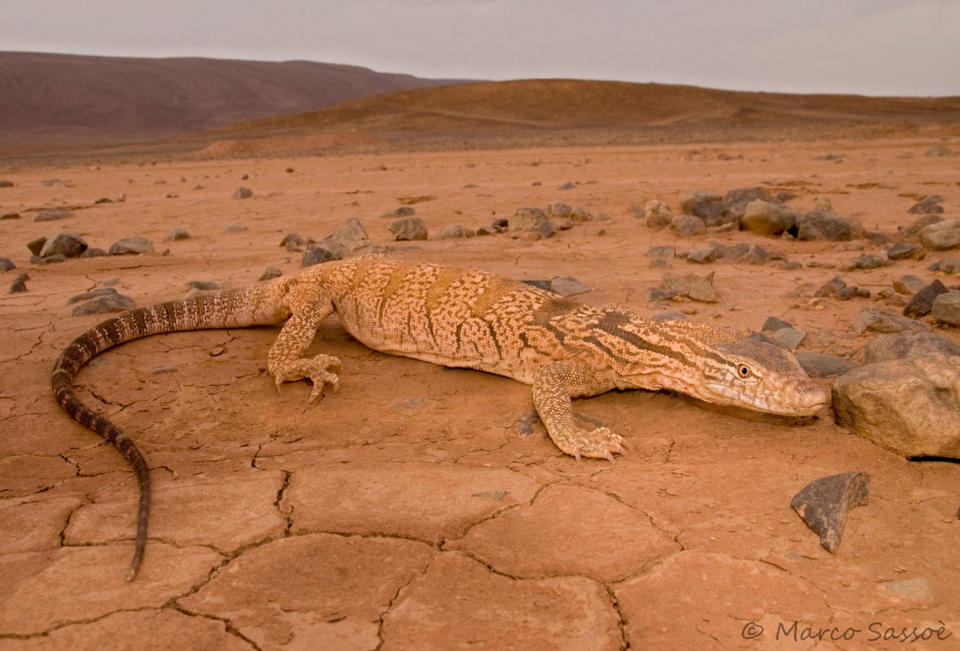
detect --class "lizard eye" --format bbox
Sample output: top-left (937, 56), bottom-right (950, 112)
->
top-left (737, 364), bottom-right (753, 379)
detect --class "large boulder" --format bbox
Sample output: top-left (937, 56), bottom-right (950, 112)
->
top-left (832, 354), bottom-right (960, 458)
top-left (863, 331), bottom-right (960, 363)
top-left (919, 219), bottom-right (960, 251)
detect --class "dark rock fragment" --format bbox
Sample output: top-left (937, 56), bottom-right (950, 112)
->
top-left (27, 237), bottom-right (47, 256)
top-left (864, 330), bottom-right (960, 363)
top-left (0, 257), bottom-right (15, 272)
top-left (794, 352), bottom-right (856, 377)
top-left (72, 293), bottom-right (135, 316)
top-left (791, 472), bottom-right (870, 553)
top-left (903, 280), bottom-right (949, 318)
top-left (389, 217), bottom-right (428, 241)
top-left (9, 273), bottom-right (28, 293)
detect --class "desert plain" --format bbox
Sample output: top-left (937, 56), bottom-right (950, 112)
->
top-left (1, 130), bottom-right (960, 650)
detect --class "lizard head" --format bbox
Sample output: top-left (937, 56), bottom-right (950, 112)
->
top-left (694, 335), bottom-right (828, 417)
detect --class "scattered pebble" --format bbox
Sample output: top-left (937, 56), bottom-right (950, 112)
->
top-left (886, 242), bottom-right (924, 260)
top-left (903, 280), bottom-right (948, 318)
top-left (233, 186), bottom-right (253, 199)
top-left (771, 327), bottom-right (806, 350)
top-left (671, 214), bottom-right (706, 237)
top-left (853, 307), bottom-right (928, 335)
top-left (652, 271), bottom-right (718, 303)
top-left (108, 236), bottom-right (154, 255)
top-left (892, 274), bottom-right (926, 295)
top-left (381, 206), bottom-right (415, 219)
top-left (168, 227), bottom-right (190, 241)
top-left (863, 331), bottom-right (960, 364)
top-left (436, 224), bottom-right (474, 239)
top-left (72, 293), bottom-right (135, 316)
top-left (1, 212), bottom-right (20, 219)
top-left (9, 273), bottom-right (28, 293)
top-left (259, 266), bottom-right (283, 281)
top-left (791, 472), bottom-right (870, 553)
top-left (389, 217), bottom-right (428, 241)
top-left (794, 352), bottom-right (856, 377)
top-left (187, 280), bottom-right (224, 291)
top-left (761, 316), bottom-right (793, 332)
top-left (933, 257), bottom-right (960, 275)
top-left (642, 200), bottom-right (672, 229)
top-left (67, 287), bottom-right (119, 305)
top-left (795, 211), bottom-right (862, 241)
top-left (34, 209), bottom-right (72, 222)
top-left (839, 252), bottom-right (890, 272)
top-left (931, 291), bottom-right (960, 326)
top-left (740, 199), bottom-right (796, 236)
top-left (907, 195), bottom-right (943, 214)
top-left (547, 276), bottom-right (591, 297)
top-left (0, 257), bottom-right (15, 272)
top-left (225, 224), bottom-right (247, 234)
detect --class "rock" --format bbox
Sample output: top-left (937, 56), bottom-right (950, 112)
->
top-left (771, 327), bottom-right (806, 350)
top-left (280, 232), bottom-right (308, 251)
top-left (474, 226), bottom-right (497, 236)
top-left (34, 209), bottom-right (72, 222)
top-left (509, 207), bottom-right (548, 231)
top-left (534, 220), bottom-right (557, 239)
top-left (740, 200), bottom-right (795, 236)
top-left (723, 187), bottom-right (774, 219)
top-left (94, 197), bottom-right (113, 204)
top-left (80, 247), bottom-right (107, 258)
top-left (9, 273), bottom-right (28, 293)
top-left (898, 213), bottom-right (943, 241)
top-left (833, 354), bottom-right (960, 458)
top-left (26, 237), bottom-right (47, 256)
top-left (224, 224), bottom-right (247, 233)
top-left (259, 266), bottom-right (283, 281)
top-left (39, 233), bottom-right (87, 258)
top-left (548, 276), bottom-right (591, 297)
top-left (814, 276), bottom-right (847, 297)
top-left (168, 227), bottom-right (190, 241)
top-left (863, 331), bottom-right (960, 364)
top-left (72, 293), bottom-right (136, 316)
top-left (919, 219), bottom-right (960, 250)
top-left (569, 206), bottom-right (592, 222)
top-left (646, 245), bottom-right (676, 259)
top-left (936, 257), bottom-right (960, 275)
top-left (301, 245), bottom-right (338, 267)
top-left (491, 218), bottom-right (509, 232)
top-left (892, 274), bottom-right (926, 295)
top-left (658, 271), bottom-right (718, 303)
top-left (187, 280), bottom-right (224, 291)
top-left (742, 245), bottom-right (771, 265)
top-left (66, 287), bottom-right (119, 305)
top-left (812, 195), bottom-right (832, 211)
top-left (685, 245), bottom-right (719, 264)
top-left (839, 252), bottom-right (890, 271)
top-left (389, 217), bottom-right (428, 241)
top-left (0, 179), bottom-right (14, 188)
top-left (108, 236), bottom-right (154, 255)
top-left (522, 280), bottom-right (552, 291)
top-left (908, 195), bottom-right (943, 214)
top-left (557, 181), bottom-right (575, 190)
top-left (232, 186), bottom-right (253, 199)
top-left (643, 200), bottom-right (672, 229)
top-left (670, 214), bottom-right (706, 237)
top-left (794, 352), bottom-right (857, 377)
top-left (42, 178), bottom-right (67, 187)
top-left (0, 257), bottom-right (15, 272)
top-left (319, 218), bottom-right (371, 256)
top-left (853, 307), bottom-right (928, 335)
top-left (836, 286), bottom-right (870, 300)
top-left (886, 242), bottom-right (924, 260)
top-left (679, 191), bottom-right (721, 214)
top-left (437, 224), bottom-right (473, 239)
top-left (932, 291), bottom-right (960, 326)
top-left (903, 280), bottom-right (948, 318)
top-left (882, 577), bottom-right (934, 601)
top-left (381, 206), bottom-right (416, 219)
top-left (791, 472), bottom-right (870, 553)
top-left (795, 211), bottom-right (860, 241)
top-left (547, 202), bottom-right (571, 218)
top-left (2, 211), bottom-right (20, 219)
top-left (762, 316), bottom-right (793, 332)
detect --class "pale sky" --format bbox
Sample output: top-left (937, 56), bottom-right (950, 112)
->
top-left (2, 0), bottom-right (958, 96)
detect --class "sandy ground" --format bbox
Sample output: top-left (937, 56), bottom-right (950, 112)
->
top-left (1, 138), bottom-right (959, 649)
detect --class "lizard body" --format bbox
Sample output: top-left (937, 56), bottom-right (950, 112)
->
top-left (52, 258), bottom-right (827, 579)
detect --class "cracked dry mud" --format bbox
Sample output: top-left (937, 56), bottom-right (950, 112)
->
top-left (2, 139), bottom-right (959, 649)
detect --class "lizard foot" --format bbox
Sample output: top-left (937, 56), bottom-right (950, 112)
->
top-left (554, 426), bottom-right (626, 462)
top-left (272, 354), bottom-right (341, 403)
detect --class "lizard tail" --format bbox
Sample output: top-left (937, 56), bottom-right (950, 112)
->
top-left (51, 285), bottom-right (288, 580)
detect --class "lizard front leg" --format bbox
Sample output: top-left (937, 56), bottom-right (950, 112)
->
top-left (532, 360), bottom-right (625, 461)
top-left (267, 286), bottom-right (341, 403)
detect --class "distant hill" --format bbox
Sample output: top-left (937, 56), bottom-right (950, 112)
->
top-left (0, 51), bottom-right (467, 144)
top-left (217, 79), bottom-right (960, 149)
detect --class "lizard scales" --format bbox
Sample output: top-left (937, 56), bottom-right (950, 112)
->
top-left (52, 258), bottom-right (827, 579)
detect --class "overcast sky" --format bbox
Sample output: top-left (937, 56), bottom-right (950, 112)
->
top-left (2, 0), bottom-right (958, 96)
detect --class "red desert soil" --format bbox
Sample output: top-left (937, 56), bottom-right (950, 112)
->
top-left (1, 95), bottom-right (959, 648)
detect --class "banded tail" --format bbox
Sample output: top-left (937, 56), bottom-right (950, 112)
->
top-left (51, 284), bottom-right (290, 580)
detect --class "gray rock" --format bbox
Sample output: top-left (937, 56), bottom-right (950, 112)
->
top-left (919, 219), bottom-right (960, 250)
top-left (907, 195), bottom-right (943, 214)
top-left (643, 200), bottom-right (672, 229)
top-left (685, 245), bottom-right (719, 264)
top-left (39, 233), bottom-right (87, 258)
top-left (679, 190), bottom-right (722, 214)
top-left (903, 280), bottom-right (948, 318)
top-left (72, 293), bottom-right (136, 316)
top-left (898, 213), bottom-right (943, 241)
top-left (795, 211), bottom-right (861, 241)
top-left (259, 266), bottom-right (283, 281)
top-left (713, 242), bottom-right (749, 261)
top-left (742, 245), bottom-right (771, 265)
top-left (853, 307), bottom-right (928, 335)
top-left (833, 354), bottom-right (960, 458)
top-left (34, 209), bottom-right (73, 222)
top-left (791, 472), bottom-right (870, 553)
top-left (557, 181), bottom-right (575, 190)
top-left (224, 224), bottom-right (247, 233)
top-left (762, 316), bottom-right (793, 332)
top-left (168, 227), bottom-right (190, 241)
top-left (812, 195), bottom-right (832, 211)
top-left (836, 286), bottom-right (870, 300)
top-left (534, 220), bottom-right (557, 239)
top-left (9, 273), bottom-right (28, 293)
top-left (0, 257), bottom-right (16, 272)
top-left (548, 276), bottom-right (591, 297)
top-left (66, 287), bottom-right (119, 305)
top-left (795, 352), bottom-right (857, 377)
top-left (740, 199), bottom-right (795, 236)
top-left (936, 257), bottom-right (960, 275)
top-left (569, 206), bottom-right (592, 222)
top-left (109, 236), bottom-right (154, 255)
top-left (389, 217), bottom-right (428, 241)
top-left (509, 207), bottom-right (548, 231)
top-left (771, 327), bottom-right (806, 350)
top-left (436, 224), bottom-right (473, 239)
top-left (839, 252), bottom-right (890, 271)
top-left (932, 291), bottom-right (960, 326)
top-left (319, 218), bottom-right (371, 256)
top-left (80, 248), bottom-right (107, 258)
top-left (886, 242), bottom-right (924, 260)
top-left (650, 310), bottom-right (689, 322)
top-left (380, 206), bottom-right (415, 219)
top-left (187, 280), bottom-right (224, 291)
top-left (32, 254), bottom-right (64, 264)
top-left (646, 245), bottom-right (676, 259)
top-left (658, 271), bottom-right (718, 303)
top-left (26, 237), bottom-right (47, 256)
top-left (863, 331), bottom-right (960, 364)
top-left (892, 274), bottom-right (926, 295)
top-left (233, 186), bottom-right (253, 199)
top-left (814, 276), bottom-right (847, 297)
top-left (301, 245), bottom-right (338, 267)
top-left (671, 214), bottom-right (706, 237)
top-left (547, 202), bottom-right (572, 218)
top-left (475, 225), bottom-right (497, 236)
top-left (280, 232), bottom-right (308, 250)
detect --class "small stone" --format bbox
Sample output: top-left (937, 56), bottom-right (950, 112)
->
top-left (380, 206), bottom-right (415, 219)
top-left (937, 257), bottom-right (960, 275)
top-left (742, 245), bottom-right (771, 265)
top-left (919, 219), bottom-right (960, 250)
top-left (557, 181), bottom-right (575, 190)
top-left (0, 257), bottom-right (15, 272)
top-left (863, 331), bottom-right (960, 364)
top-left (280, 232), bottom-right (308, 250)
top-left (812, 195), bottom-right (832, 211)
top-left (39, 233), bottom-right (87, 258)
top-left (225, 224), bottom-right (247, 234)
top-left (899, 214), bottom-right (943, 240)
top-left (903, 280), bottom-right (949, 318)
top-left (319, 218), bottom-right (371, 257)
top-left (854, 307), bottom-right (928, 335)
top-left (549, 276), bottom-right (591, 297)
top-left (907, 195), bottom-right (943, 214)
top-left (9, 273), bottom-right (28, 293)
top-left (522, 279), bottom-right (552, 291)
top-left (491, 218), bottom-right (509, 232)
top-left (187, 280), bottom-right (224, 291)
top-left (34, 209), bottom-right (73, 222)
top-left (814, 276), bottom-right (847, 297)
top-left (795, 211), bottom-right (860, 241)
top-left (72, 293), bottom-right (135, 316)
top-left (437, 224), bottom-right (471, 238)
top-left (840, 252), bottom-right (890, 271)
top-left (2, 212), bottom-right (21, 219)
top-left (108, 236), bottom-right (154, 255)
top-left (679, 191), bottom-right (722, 214)
top-left (771, 327), bottom-right (806, 350)
top-left (233, 186), bottom-right (253, 199)
top-left (931, 291), bottom-right (960, 326)
top-left (534, 220), bottom-right (556, 239)
top-left (685, 245), bottom-right (719, 264)
top-left (515, 410), bottom-right (541, 436)
top-left (301, 245), bottom-right (339, 267)
top-left (794, 352), bottom-right (856, 378)
top-left (389, 217), bottom-right (428, 241)
top-left (33, 254), bottom-right (64, 264)
top-left (571, 207), bottom-right (594, 222)
top-left (649, 310), bottom-right (688, 322)
top-left (547, 202), bottom-right (572, 218)
top-left (642, 200), bottom-right (672, 229)
top-left (740, 199), bottom-right (795, 236)
top-left (659, 271), bottom-right (718, 303)
top-left (714, 242), bottom-right (750, 261)
top-left (0, 179), bottom-right (14, 188)
top-left (94, 197), bottom-right (113, 204)
top-left (762, 316), bottom-right (793, 332)
top-left (475, 226), bottom-right (497, 236)
top-left (79, 248), bottom-right (107, 258)
top-left (791, 472), bottom-right (870, 553)
top-left (670, 214), bottom-right (706, 237)
top-left (509, 207), bottom-right (548, 231)
top-left (259, 266), bottom-right (283, 281)
top-left (886, 242), bottom-right (924, 260)
top-left (66, 287), bottom-right (118, 305)
top-left (892, 274), bottom-right (926, 295)
top-left (168, 227), bottom-right (190, 241)
top-left (646, 245), bottom-right (676, 259)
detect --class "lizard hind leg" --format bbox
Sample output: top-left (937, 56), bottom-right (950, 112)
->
top-left (532, 360), bottom-right (625, 461)
top-left (267, 289), bottom-right (342, 403)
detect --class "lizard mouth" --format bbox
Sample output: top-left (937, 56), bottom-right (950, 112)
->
top-left (704, 382), bottom-right (828, 417)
